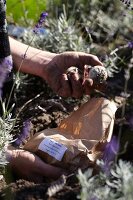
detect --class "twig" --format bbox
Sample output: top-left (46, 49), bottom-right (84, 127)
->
top-left (16, 92), bottom-right (44, 118)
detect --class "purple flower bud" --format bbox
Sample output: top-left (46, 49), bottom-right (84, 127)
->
top-left (33, 12), bottom-right (48, 34)
top-left (128, 41), bottom-right (133, 48)
top-left (102, 136), bottom-right (119, 174)
top-left (14, 119), bottom-right (31, 147)
top-left (39, 19), bottom-right (44, 24)
top-left (40, 12), bottom-right (48, 18)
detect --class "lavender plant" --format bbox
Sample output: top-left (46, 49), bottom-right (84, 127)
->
top-left (77, 160), bottom-right (133, 200)
top-left (103, 42), bottom-right (133, 77)
top-left (16, 11), bottom-right (48, 73)
top-left (0, 108), bottom-right (15, 165)
top-left (21, 7), bottom-right (89, 53)
top-left (42, 10), bottom-right (89, 53)
top-left (0, 0), bottom-right (14, 166)
top-left (13, 119), bottom-right (31, 147)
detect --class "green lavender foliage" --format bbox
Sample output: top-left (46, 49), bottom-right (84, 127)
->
top-left (77, 160), bottom-right (133, 200)
top-left (18, 0), bottom-right (133, 78)
top-left (21, 11), bottom-right (122, 78)
top-left (0, 103), bottom-right (15, 165)
top-left (21, 10), bottom-right (89, 53)
top-left (40, 13), bottom-right (89, 53)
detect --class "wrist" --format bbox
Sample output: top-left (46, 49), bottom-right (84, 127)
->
top-left (37, 51), bottom-right (57, 80)
top-left (9, 37), bottom-right (57, 80)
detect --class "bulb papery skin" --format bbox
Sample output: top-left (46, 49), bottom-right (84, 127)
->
top-left (88, 65), bottom-right (108, 84)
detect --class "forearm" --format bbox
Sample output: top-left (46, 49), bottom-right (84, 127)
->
top-left (9, 37), bottom-right (56, 79)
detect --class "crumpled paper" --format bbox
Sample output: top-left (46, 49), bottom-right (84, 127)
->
top-left (24, 97), bottom-right (117, 172)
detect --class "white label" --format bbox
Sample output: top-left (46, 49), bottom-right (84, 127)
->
top-left (38, 137), bottom-right (67, 161)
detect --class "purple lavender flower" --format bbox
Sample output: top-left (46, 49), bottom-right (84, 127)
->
top-left (33, 12), bottom-right (48, 34)
top-left (14, 119), bottom-right (31, 147)
top-left (102, 136), bottom-right (119, 174)
top-left (128, 41), bottom-right (133, 49)
top-left (0, 55), bottom-right (13, 98)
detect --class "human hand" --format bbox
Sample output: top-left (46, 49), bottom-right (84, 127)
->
top-left (6, 145), bottom-right (66, 183)
top-left (43, 52), bottom-right (104, 98)
top-left (9, 38), bottom-right (105, 97)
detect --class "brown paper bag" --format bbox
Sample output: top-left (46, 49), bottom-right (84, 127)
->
top-left (24, 97), bottom-right (117, 172)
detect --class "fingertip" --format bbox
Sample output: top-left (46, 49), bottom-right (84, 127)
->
top-left (82, 79), bottom-right (93, 95)
top-left (97, 60), bottom-right (103, 66)
top-left (90, 56), bottom-right (103, 67)
top-left (89, 78), bottom-right (93, 86)
top-left (83, 78), bottom-right (93, 87)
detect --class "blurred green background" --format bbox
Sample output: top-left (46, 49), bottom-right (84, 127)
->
top-left (7, 0), bottom-right (62, 25)
top-left (7, 0), bottom-right (47, 25)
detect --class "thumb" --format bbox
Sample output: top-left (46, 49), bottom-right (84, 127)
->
top-left (58, 52), bottom-right (103, 71)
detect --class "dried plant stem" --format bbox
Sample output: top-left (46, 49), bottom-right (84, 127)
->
top-left (16, 91), bottom-right (43, 118)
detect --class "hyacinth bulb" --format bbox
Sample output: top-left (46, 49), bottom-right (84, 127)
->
top-left (88, 65), bottom-right (108, 84)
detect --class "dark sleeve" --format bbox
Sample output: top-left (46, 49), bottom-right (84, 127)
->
top-left (0, 0), bottom-right (15, 115)
top-left (0, 0), bottom-right (10, 58)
